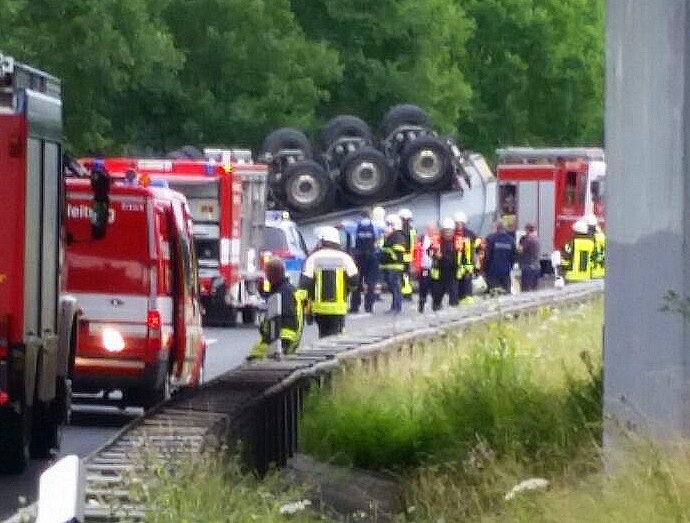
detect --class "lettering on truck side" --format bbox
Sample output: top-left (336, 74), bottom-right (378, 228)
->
top-left (67, 202), bottom-right (116, 224)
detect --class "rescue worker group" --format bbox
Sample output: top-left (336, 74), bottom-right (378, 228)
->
top-left (249, 208), bottom-right (606, 360)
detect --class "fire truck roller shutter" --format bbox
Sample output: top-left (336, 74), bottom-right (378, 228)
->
top-left (339, 146), bottom-right (397, 205)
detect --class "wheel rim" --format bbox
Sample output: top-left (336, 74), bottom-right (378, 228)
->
top-left (409, 149), bottom-right (442, 182)
top-left (348, 161), bottom-right (382, 194)
top-left (289, 174), bottom-right (320, 206)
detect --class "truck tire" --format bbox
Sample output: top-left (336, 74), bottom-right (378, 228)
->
top-left (381, 104), bottom-right (431, 137)
top-left (400, 136), bottom-right (452, 189)
top-left (321, 115), bottom-right (373, 148)
top-left (140, 374), bottom-right (171, 411)
top-left (283, 160), bottom-right (333, 216)
top-left (340, 147), bottom-right (396, 204)
top-left (262, 128), bottom-right (313, 159)
top-left (0, 409), bottom-right (30, 474)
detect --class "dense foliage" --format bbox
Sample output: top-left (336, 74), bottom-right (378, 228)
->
top-left (0, 0), bottom-right (604, 156)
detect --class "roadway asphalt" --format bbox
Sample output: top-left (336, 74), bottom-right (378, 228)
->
top-left (0, 293), bottom-right (443, 519)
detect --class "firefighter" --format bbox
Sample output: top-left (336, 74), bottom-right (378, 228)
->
top-left (349, 210), bottom-right (380, 314)
top-left (300, 226), bottom-right (358, 338)
top-left (415, 222), bottom-right (439, 313)
top-left (561, 219), bottom-right (595, 282)
top-left (248, 257), bottom-right (305, 359)
top-left (453, 211), bottom-right (479, 302)
top-left (483, 220), bottom-right (517, 294)
top-left (379, 214), bottom-right (407, 314)
top-left (431, 218), bottom-right (460, 310)
top-left (398, 208), bottom-right (416, 300)
top-left (585, 214), bottom-right (606, 279)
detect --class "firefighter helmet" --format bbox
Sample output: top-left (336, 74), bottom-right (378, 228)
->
top-left (398, 208), bottom-right (413, 220)
top-left (573, 220), bottom-right (588, 234)
top-left (441, 217), bottom-right (455, 230)
top-left (584, 213), bottom-right (598, 227)
top-left (387, 214), bottom-right (402, 231)
top-left (454, 211), bottom-right (467, 224)
top-left (318, 226), bottom-right (341, 245)
top-left (372, 206), bottom-right (386, 224)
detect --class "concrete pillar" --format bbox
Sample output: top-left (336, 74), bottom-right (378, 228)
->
top-left (605, 0), bottom-right (690, 439)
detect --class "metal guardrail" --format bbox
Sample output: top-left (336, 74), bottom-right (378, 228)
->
top-left (5, 280), bottom-right (603, 522)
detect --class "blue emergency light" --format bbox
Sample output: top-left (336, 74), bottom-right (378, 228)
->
top-left (149, 179), bottom-right (169, 189)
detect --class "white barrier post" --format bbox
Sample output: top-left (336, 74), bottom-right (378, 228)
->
top-left (35, 455), bottom-right (84, 523)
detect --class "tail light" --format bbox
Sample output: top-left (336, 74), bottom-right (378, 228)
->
top-left (271, 248), bottom-right (293, 259)
top-left (0, 314), bottom-right (10, 406)
top-left (147, 310), bottom-right (162, 351)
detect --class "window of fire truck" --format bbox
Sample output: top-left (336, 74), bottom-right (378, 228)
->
top-left (65, 199), bottom-right (150, 294)
top-left (591, 179), bottom-right (604, 203)
top-left (564, 171), bottom-right (586, 206)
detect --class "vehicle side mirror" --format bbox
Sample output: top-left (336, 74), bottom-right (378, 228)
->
top-left (90, 164), bottom-right (110, 239)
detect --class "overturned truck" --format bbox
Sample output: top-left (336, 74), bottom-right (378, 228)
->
top-left (260, 104), bottom-right (474, 218)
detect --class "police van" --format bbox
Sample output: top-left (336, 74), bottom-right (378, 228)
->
top-left (262, 211), bottom-right (308, 288)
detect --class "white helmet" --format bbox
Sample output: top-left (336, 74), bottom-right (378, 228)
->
top-left (584, 213), bottom-right (598, 227)
top-left (573, 220), bottom-right (588, 235)
top-left (398, 208), bottom-right (413, 220)
top-left (454, 211), bottom-right (467, 224)
top-left (372, 206), bottom-right (386, 223)
top-left (387, 214), bottom-right (402, 230)
top-left (318, 226), bottom-right (341, 245)
top-left (441, 217), bottom-right (455, 230)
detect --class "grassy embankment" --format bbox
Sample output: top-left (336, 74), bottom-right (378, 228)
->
top-left (300, 297), bottom-right (690, 522)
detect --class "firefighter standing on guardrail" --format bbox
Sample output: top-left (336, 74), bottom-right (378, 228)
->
top-left (300, 226), bottom-right (359, 338)
top-left (398, 208), bottom-right (416, 301)
top-left (248, 257), bottom-right (305, 360)
top-left (430, 218), bottom-right (460, 310)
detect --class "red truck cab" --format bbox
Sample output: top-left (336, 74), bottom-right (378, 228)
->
top-left (64, 178), bottom-right (205, 409)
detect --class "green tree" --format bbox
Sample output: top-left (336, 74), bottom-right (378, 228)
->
top-left (161, 0), bottom-right (342, 149)
top-left (290, 0), bottom-right (474, 136)
top-left (460, 0), bottom-right (604, 155)
top-left (3, 0), bottom-right (184, 153)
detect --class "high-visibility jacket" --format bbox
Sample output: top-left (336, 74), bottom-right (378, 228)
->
top-left (562, 234), bottom-right (595, 282)
top-left (300, 245), bottom-right (358, 316)
top-left (379, 231), bottom-right (407, 272)
top-left (591, 230), bottom-right (606, 279)
top-left (454, 228), bottom-right (479, 279)
top-left (401, 222), bottom-right (417, 264)
top-left (251, 278), bottom-right (305, 358)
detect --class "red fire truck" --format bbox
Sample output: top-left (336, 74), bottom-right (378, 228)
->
top-left (495, 147), bottom-right (606, 269)
top-left (78, 156), bottom-right (268, 327)
top-left (0, 53), bottom-right (80, 472)
top-left (64, 178), bottom-right (205, 409)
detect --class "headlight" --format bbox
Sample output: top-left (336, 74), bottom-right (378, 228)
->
top-left (102, 327), bottom-right (125, 353)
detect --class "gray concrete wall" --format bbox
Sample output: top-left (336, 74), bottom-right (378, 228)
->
top-left (605, 0), bottom-right (690, 438)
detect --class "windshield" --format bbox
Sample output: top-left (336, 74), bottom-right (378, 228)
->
top-left (194, 238), bottom-right (219, 266)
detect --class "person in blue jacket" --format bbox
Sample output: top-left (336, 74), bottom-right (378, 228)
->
top-left (349, 211), bottom-right (381, 313)
top-left (483, 220), bottom-right (517, 294)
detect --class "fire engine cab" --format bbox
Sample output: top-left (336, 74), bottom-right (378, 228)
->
top-left (495, 147), bottom-right (606, 270)
top-left (64, 178), bottom-right (205, 409)
top-left (78, 156), bottom-right (268, 327)
top-left (0, 53), bottom-right (79, 472)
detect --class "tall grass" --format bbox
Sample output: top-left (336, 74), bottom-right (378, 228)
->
top-left (301, 300), bottom-right (603, 473)
top-left (119, 449), bottom-right (322, 523)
